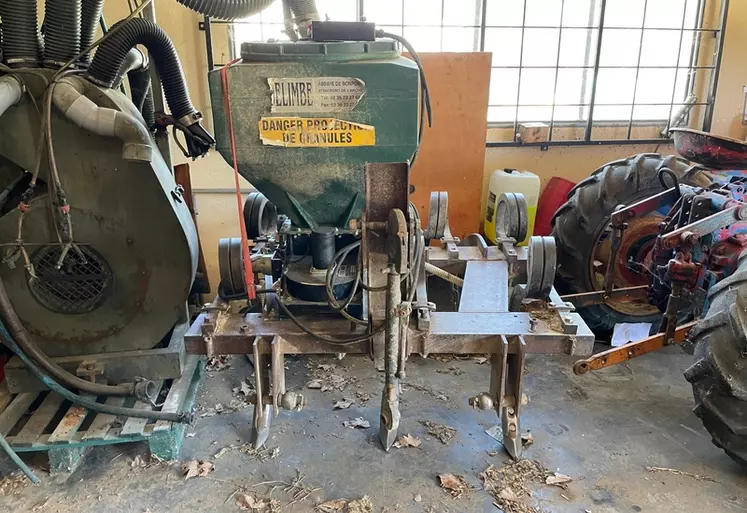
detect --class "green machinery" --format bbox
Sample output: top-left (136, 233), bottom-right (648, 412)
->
top-left (209, 40), bottom-right (420, 229)
top-left (186, 13), bottom-right (594, 458)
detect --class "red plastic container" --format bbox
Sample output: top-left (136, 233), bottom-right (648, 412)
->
top-left (534, 177), bottom-right (576, 236)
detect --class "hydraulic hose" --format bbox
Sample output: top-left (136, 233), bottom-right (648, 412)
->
top-left (0, 0), bottom-right (40, 67)
top-left (86, 18), bottom-right (196, 122)
top-left (0, 322), bottom-right (193, 424)
top-left (44, 0), bottom-right (83, 68)
top-left (0, 274), bottom-right (152, 399)
top-left (79, 0), bottom-right (106, 66)
top-left (173, 0), bottom-right (276, 20)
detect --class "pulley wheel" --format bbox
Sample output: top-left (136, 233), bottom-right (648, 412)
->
top-left (426, 191), bottom-right (448, 239)
top-left (525, 236), bottom-right (557, 299)
top-left (496, 192), bottom-right (528, 242)
top-left (243, 192), bottom-right (278, 240)
top-left (218, 237), bottom-right (246, 298)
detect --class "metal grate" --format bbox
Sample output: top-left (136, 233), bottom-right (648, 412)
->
top-left (28, 246), bottom-right (112, 315)
top-left (199, 0), bottom-right (729, 147)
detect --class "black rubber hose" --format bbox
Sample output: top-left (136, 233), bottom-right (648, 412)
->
top-left (173, 0), bottom-right (276, 20)
top-left (0, 0), bottom-right (40, 67)
top-left (113, 48), bottom-right (148, 88)
top-left (44, 0), bottom-right (83, 67)
top-left (79, 0), bottom-right (105, 67)
top-left (0, 275), bottom-right (146, 398)
top-left (86, 18), bottom-right (197, 121)
top-left (129, 66), bottom-right (156, 130)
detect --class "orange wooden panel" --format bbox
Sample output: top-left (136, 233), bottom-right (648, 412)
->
top-left (409, 53), bottom-right (492, 239)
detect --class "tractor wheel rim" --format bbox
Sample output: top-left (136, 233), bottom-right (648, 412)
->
top-left (589, 215), bottom-right (662, 317)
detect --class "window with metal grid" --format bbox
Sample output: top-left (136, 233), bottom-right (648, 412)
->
top-left (202, 0), bottom-right (728, 147)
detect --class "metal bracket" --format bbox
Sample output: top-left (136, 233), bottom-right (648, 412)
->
top-left (379, 208), bottom-right (408, 451)
top-left (574, 321), bottom-right (696, 375)
top-left (489, 335), bottom-right (527, 460)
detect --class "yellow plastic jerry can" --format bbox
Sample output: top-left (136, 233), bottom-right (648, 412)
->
top-left (484, 169), bottom-right (540, 246)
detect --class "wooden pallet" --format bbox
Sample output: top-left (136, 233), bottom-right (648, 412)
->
top-left (0, 355), bottom-right (204, 474)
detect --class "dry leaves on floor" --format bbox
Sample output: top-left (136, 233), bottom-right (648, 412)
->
top-left (206, 355), bottom-right (232, 372)
top-left (306, 362), bottom-right (359, 392)
top-left (333, 398), bottom-right (354, 410)
top-left (347, 496), bottom-right (374, 513)
top-left (315, 496), bottom-right (373, 513)
top-left (438, 474), bottom-right (471, 498)
top-left (342, 417), bottom-right (370, 429)
top-left (181, 460), bottom-right (214, 480)
top-left (232, 380), bottom-right (255, 397)
top-left (405, 383), bottom-right (449, 401)
top-left (420, 420), bottom-right (457, 445)
top-left (0, 473), bottom-right (29, 496)
top-left (236, 493), bottom-right (280, 512)
top-left (316, 499), bottom-right (349, 512)
top-left (393, 434), bottom-right (422, 448)
top-left (480, 459), bottom-right (553, 513)
top-left (355, 391), bottom-right (371, 403)
top-left (214, 444), bottom-right (279, 461)
top-left (307, 379), bottom-right (323, 389)
top-left (545, 472), bottom-right (572, 488)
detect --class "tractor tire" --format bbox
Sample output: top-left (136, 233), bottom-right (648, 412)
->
top-left (551, 153), bottom-right (710, 337)
top-left (685, 256), bottom-right (747, 467)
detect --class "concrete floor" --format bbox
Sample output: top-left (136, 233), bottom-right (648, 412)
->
top-left (0, 345), bottom-right (746, 512)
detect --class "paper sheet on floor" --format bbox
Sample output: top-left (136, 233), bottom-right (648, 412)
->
top-left (611, 322), bottom-right (652, 347)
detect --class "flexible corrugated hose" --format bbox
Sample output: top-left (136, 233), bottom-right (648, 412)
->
top-left (0, 0), bottom-right (40, 67)
top-left (86, 17), bottom-right (197, 121)
top-left (44, 0), bottom-right (83, 67)
top-left (173, 0), bottom-right (319, 24)
top-left (173, 0), bottom-right (276, 20)
top-left (79, 0), bottom-right (106, 66)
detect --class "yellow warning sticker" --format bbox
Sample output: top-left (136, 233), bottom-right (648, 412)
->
top-left (258, 117), bottom-right (375, 147)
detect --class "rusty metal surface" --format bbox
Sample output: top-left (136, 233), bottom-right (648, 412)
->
top-left (610, 187), bottom-right (684, 225)
top-left (186, 309), bottom-right (594, 357)
top-left (672, 128), bottom-right (747, 169)
top-left (365, 163), bottom-right (409, 367)
top-left (186, 313), bottom-right (370, 354)
top-left (573, 320), bottom-right (696, 375)
top-left (458, 261), bottom-right (509, 313)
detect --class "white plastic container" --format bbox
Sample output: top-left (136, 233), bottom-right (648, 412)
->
top-left (484, 169), bottom-right (540, 246)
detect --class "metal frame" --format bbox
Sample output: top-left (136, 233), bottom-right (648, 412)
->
top-left (198, 0), bottom-right (729, 148)
top-left (186, 163), bottom-right (595, 459)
